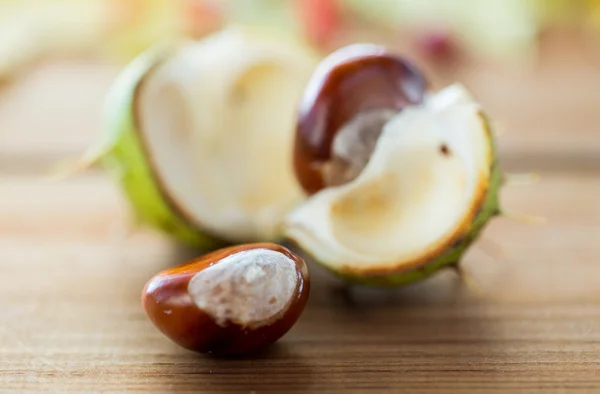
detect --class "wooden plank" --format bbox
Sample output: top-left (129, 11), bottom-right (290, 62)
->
top-left (0, 174), bottom-right (124, 240)
top-left (0, 60), bottom-right (118, 174)
top-left (1, 172), bottom-right (600, 392)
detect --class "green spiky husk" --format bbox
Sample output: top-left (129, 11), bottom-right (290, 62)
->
top-left (99, 47), bottom-right (226, 249)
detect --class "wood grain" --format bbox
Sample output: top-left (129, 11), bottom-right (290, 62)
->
top-left (2, 174), bottom-right (600, 393)
top-left (2, 31), bottom-right (600, 393)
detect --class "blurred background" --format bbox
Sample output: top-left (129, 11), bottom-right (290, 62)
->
top-left (1, 0), bottom-right (600, 294)
top-left (2, 2), bottom-right (600, 391)
top-left (2, 0), bottom-right (600, 175)
top-left (1, 0), bottom-right (599, 299)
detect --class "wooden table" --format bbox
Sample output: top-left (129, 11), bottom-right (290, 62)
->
top-left (2, 31), bottom-right (600, 393)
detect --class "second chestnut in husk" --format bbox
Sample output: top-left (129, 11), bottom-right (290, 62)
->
top-left (285, 44), bottom-right (502, 286)
top-left (294, 44), bottom-right (427, 194)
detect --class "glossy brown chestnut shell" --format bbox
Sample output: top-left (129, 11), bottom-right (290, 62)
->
top-left (294, 44), bottom-right (427, 194)
top-left (142, 243), bottom-right (310, 356)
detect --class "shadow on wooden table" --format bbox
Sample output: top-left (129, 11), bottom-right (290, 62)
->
top-left (149, 343), bottom-right (316, 393)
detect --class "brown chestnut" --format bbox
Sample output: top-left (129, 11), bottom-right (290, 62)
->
top-left (142, 243), bottom-right (310, 356)
top-left (294, 44), bottom-right (427, 194)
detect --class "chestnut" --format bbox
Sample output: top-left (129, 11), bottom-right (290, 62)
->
top-left (142, 243), bottom-right (310, 356)
top-left (294, 44), bottom-right (427, 194)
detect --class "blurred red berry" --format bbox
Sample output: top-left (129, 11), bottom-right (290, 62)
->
top-left (184, 0), bottom-right (223, 37)
top-left (415, 28), bottom-right (458, 63)
top-left (298, 0), bottom-right (342, 49)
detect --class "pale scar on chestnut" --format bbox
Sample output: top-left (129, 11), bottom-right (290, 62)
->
top-left (322, 109), bottom-right (396, 187)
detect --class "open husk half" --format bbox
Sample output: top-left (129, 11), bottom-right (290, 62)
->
top-left (285, 84), bottom-right (501, 286)
top-left (96, 27), bottom-right (317, 247)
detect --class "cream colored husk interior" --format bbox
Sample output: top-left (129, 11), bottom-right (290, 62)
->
top-left (137, 28), bottom-right (316, 242)
top-left (284, 84), bottom-right (492, 272)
